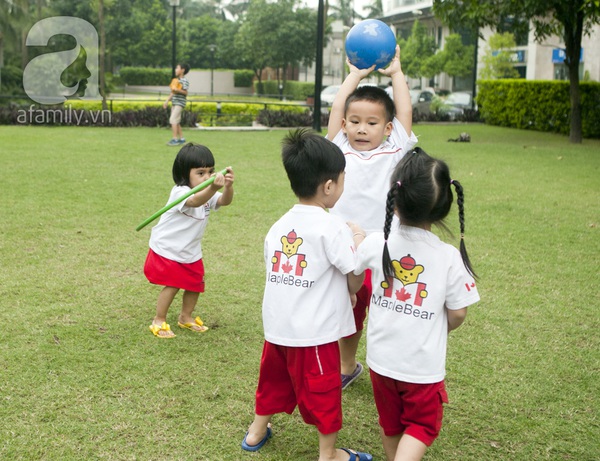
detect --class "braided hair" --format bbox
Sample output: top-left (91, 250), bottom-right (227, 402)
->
top-left (382, 147), bottom-right (477, 281)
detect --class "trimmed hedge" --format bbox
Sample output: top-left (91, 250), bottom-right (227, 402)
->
top-left (118, 67), bottom-right (172, 86)
top-left (234, 70), bottom-right (254, 88)
top-left (0, 65), bottom-right (24, 92)
top-left (0, 99), bottom-right (308, 127)
top-left (255, 80), bottom-right (315, 100)
top-left (477, 79), bottom-right (600, 138)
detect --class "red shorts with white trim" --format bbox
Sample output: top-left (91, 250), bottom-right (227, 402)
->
top-left (351, 269), bottom-right (372, 332)
top-left (254, 341), bottom-right (342, 435)
top-left (144, 249), bottom-right (205, 292)
top-left (370, 369), bottom-right (448, 446)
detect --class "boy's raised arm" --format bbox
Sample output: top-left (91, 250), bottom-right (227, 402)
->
top-left (326, 60), bottom-right (374, 141)
top-left (379, 45), bottom-right (412, 135)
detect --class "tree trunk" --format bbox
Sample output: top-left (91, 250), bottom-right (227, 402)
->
top-left (99, 0), bottom-right (107, 111)
top-left (0, 33), bottom-right (4, 68)
top-left (564, 2), bottom-right (584, 143)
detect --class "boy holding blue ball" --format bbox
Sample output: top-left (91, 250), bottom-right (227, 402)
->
top-left (326, 45), bottom-right (418, 389)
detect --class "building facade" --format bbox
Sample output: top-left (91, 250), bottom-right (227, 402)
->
top-left (310, 1), bottom-right (600, 92)
top-left (380, 0), bottom-right (600, 91)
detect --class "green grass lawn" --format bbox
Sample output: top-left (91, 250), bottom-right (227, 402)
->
top-left (0, 124), bottom-right (598, 460)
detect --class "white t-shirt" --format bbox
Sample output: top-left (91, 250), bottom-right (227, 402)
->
top-left (355, 226), bottom-right (480, 383)
top-left (330, 118), bottom-right (418, 234)
top-left (149, 186), bottom-right (221, 263)
top-left (262, 204), bottom-right (357, 347)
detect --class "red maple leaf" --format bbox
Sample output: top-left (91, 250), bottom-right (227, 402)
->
top-left (395, 287), bottom-right (411, 302)
top-left (281, 260), bottom-right (293, 273)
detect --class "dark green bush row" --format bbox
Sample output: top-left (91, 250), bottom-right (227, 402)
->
top-left (118, 67), bottom-right (172, 86)
top-left (0, 65), bottom-right (24, 93)
top-left (0, 105), bottom-right (197, 127)
top-left (477, 80), bottom-right (600, 138)
top-left (118, 67), bottom-right (257, 88)
top-left (234, 70), bottom-right (254, 88)
top-left (255, 80), bottom-right (315, 100)
top-left (0, 102), bottom-right (313, 127)
top-left (256, 109), bottom-right (329, 128)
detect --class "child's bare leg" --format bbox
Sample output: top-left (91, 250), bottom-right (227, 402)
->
top-left (152, 286), bottom-right (178, 337)
top-left (317, 431), bottom-right (339, 461)
top-left (318, 432), bottom-right (367, 461)
top-left (180, 290), bottom-right (200, 322)
top-left (393, 434), bottom-right (427, 461)
top-left (176, 124), bottom-right (183, 139)
top-left (171, 123), bottom-right (178, 139)
top-left (339, 330), bottom-right (362, 375)
top-left (179, 290), bottom-right (208, 331)
top-left (245, 414), bottom-right (272, 446)
top-left (154, 286), bottom-right (179, 323)
top-left (380, 427), bottom-right (402, 461)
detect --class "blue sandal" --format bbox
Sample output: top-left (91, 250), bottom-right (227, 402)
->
top-left (340, 447), bottom-right (373, 461)
top-left (241, 427), bottom-right (272, 452)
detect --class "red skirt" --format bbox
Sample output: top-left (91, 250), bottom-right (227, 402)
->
top-left (144, 249), bottom-right (205, 292)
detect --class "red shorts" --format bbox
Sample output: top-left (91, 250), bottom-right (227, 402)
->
top-left (144, 249), bottom-right (205, 292)
top-left (370, 369), bottom-right (448, 446)
top-left (254, 341), bottom-right (342, 435)
top-left (352, 269), bottom-right (372, 332)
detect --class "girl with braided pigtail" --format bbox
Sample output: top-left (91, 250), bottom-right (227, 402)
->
top-left (354, 147), bottom-right (480, 461)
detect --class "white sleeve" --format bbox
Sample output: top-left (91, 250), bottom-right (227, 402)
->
top-left (445, 249), bottom-right (480, 310)
top-left (389, 118), bottom-right (418, 161)
top-left (326, 223), bottom-right (357, 275)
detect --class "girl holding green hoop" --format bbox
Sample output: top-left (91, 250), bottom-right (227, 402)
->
top-left (143, 143), bottom-right (235, 338)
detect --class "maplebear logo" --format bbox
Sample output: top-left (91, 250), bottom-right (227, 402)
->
top-left (271, 230), bottom-right (308, 276)
top-left (381, 254), bottom-right (428, 306)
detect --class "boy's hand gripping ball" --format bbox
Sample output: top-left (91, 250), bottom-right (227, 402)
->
top-left (345, 19), bottom-right (397, 70)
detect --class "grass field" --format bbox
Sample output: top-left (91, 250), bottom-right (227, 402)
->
top-left (0, 123), bottom-right (598, 461)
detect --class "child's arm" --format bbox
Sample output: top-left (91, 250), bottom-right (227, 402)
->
top-left (163, 93), bottom-right (173, 109)
top-left (346, 221), bottom-right (366, 294)
top-left (326, 60), bottom-right (375, 141)
top-left (172, 87), bottom-right (188, 97)
top-left (347, 272), bottom-right (365, 295)
top-left (447, 307), bottom-right (467, 332)
top-left (378, 45), bottom-right (412, 135)
top-left (216, 167), bottom-right (234, 207)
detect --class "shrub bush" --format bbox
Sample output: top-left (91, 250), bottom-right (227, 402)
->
top-left (255, 80), bottom-right (314, 101)
top-left (477, 79), bottom-right (600, 138)
top-left (118, 67), bottom-right (171, 86)
top-left (234, 70), bottom-right (254, 88)
top-left (0, 99), bottom-right (325, 128)
top-left (0, 65), bottom-right (24, 93)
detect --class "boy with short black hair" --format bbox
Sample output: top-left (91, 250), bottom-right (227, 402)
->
top-left (242, 129), bottom-right (372, 461)
top-left (164, 62), bottom-right (190, 146)
top-left (326, 46), bottom-right (418, 389)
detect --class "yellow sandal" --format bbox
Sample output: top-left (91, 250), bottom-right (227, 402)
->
top-left (178, 316), bottom-right (209, 333)
top-left (149, 322), bottom-right (176, 338)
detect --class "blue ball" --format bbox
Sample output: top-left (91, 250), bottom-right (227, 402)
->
top-left (345, 19), bottom-right (397, 70)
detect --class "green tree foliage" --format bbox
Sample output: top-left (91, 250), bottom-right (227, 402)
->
top-left (441, 34), bottom-right (474, 79)
top-left (180, 15), bottom-right (220, 69)
top-left (480, 32), bottom-right (520, 79)
top-left (364, 0), bottom-right (383, 19)
top-left (235, 0), bottom-right (316, 94)
top-left (420, 33), bottom-right (473, 83)
top-left (328, 0), bottom-right (362, 27)
top-left (128, 0), bottom-right (171, 67)
top-left (399, 20), bottom-right (437, 79)
top-left (3, 0), bottom-right (320, 97)
top-left (432, 0), bottom-right (600, 142)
